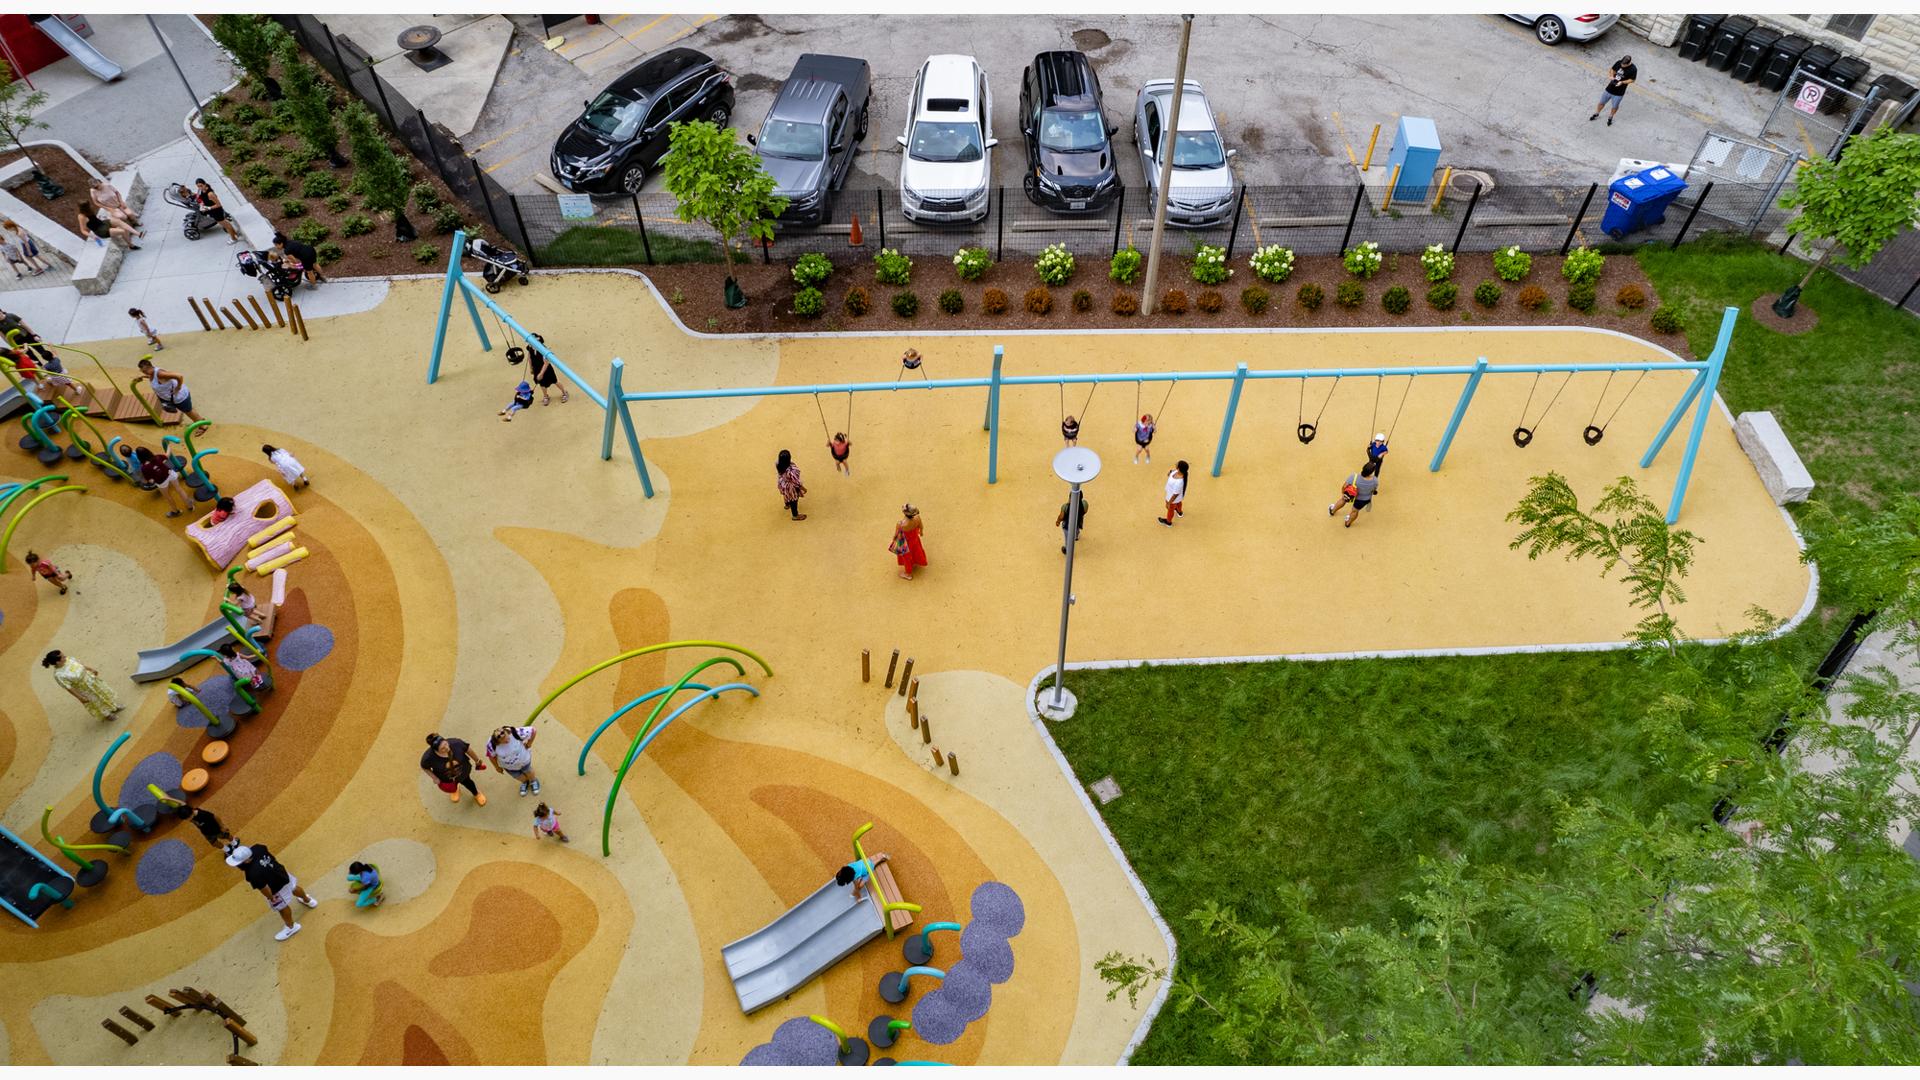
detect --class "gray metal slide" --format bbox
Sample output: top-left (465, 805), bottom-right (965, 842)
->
top-left (131, 618), bottom-right (234, 683)
top-left (723, 876), bottom-right (885, 1013)
top-left (32, 17), bottom-right (123, 82)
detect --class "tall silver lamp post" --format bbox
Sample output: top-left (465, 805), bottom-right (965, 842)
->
top-left (1039, 446), bottom-right (1101, 720)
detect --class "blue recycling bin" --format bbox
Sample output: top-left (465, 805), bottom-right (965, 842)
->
top-left (1382, 116), bottom-right (1440, 203)
top-left (1600, 165), bottom-right (1688, 240)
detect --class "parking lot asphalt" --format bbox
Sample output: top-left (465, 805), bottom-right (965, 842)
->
top-left (464, 13), bottom-right (1779, 207)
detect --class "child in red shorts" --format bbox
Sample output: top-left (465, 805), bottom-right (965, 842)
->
top-left (25, 550), bottom-right (71, 594)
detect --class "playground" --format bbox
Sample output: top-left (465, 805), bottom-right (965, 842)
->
top-left (0, 265), bottom-right (1812, 1065)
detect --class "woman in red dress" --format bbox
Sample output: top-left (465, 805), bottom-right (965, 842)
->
top-left (892, 504), bottom-right (928, 580)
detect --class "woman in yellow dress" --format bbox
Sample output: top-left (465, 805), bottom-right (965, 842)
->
top-left (41, 649), bottom-right (123, 720)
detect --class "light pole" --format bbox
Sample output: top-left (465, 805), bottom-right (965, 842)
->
top-left (1039, 446), bottom-right (1100, 720)
top-left (1137, 14), bottom-right (1194, 315)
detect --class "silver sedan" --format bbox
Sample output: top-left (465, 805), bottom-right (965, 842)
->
top-left (1132, 79), bottom-right (1237, 229)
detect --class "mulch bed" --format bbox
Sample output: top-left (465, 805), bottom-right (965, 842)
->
top-left (2, 144), bottom-right (104, 240)
top-left (1749, 293), bottom-right (1819, 335)
top-left (640, 249), bottom-right (1689, 356)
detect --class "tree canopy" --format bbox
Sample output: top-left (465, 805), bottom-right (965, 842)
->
top-left (659, 119), bottom-right (786, 277)
top-left (1779, 127), bottom-right (1920, 269)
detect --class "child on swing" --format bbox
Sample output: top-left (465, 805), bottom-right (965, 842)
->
top-left (1133, 413), bottom-right (1156, 464)
top-left (898, 348), bottom-right (926, 381)
top-left (500, 379), bottom-right (535, 421)
top-left (1061, 414), bottom-right (1080, 446)
top-left (828, 432), bottom-right (851, 476)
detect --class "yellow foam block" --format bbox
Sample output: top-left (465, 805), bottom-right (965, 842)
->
top-left (247, 516), bottom-right (297, 547)
top-left (254, 546), bottom-right (308, 576)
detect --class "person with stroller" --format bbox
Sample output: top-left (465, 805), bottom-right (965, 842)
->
top-left (192, 179), bottom-right (242, 244)
top-left (272, 231), bottom-right (325, 287)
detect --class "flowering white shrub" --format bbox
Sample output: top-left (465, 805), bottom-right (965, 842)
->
top-left (1035, 243), bottom-right (1076, 285)
top-left (1190, 243), bottom-right (1232, 285)
top-left (1249, 244), bottom-right (1295, 283)
top-left (1342, 241), bottom-right (1383, 279)
top-left (1419, 243), bottom-right (1454, 283)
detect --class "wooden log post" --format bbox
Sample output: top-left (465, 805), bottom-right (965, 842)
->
top-left (224, 1018), bottom-right (259, 1047)
top-left (948, 752), bottom-right (959, 776)
top-left (145, 994), bottom-right (175, 1014)
top-left (862, 648), bottom-right (870, 683)
top-left (907, 677), bottom-right (919, 703)
top-left (931, 746), bottom-right (945, 767)
top-left (884, 649), bottom-right (899, 688)
top-left (293, 303), bottom-right (309, 342)
top-left (248, 295), bottom-right (271, 330)
top-left (920, 716), bottom-right (931, 744)
top-left (188, 297), bottom-right (211, 332)
top-left (102, 1018), bottom-right (139, 1045)
top-left (907, 695), bottom-right (918, 728)
top-left (119, 1006), bottom-right (156, 1031)
top-left (897, 658), bottom-right (914, 697)
top-left (202, 298), bottom-right (221, 328)
top-left (234, 300), bottom-right (260, 331)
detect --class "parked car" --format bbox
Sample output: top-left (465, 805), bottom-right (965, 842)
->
top-left (1132, 79), bottom-right (1237, 228)
top-left (1018, 50), bottom-right (1121, 214)
top-left (751, 54), bottom-right (871, 227)
top-left (897, 54), bottom-right (995, 224)
top-left (1504, 13), bottom-right (1618, 45)
top-left (551, 47), bottom-right (734, 194)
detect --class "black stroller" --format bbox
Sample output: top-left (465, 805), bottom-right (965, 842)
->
top-left (162, 183), bottom-right (221, 240)
top-left (236, 249), bottom-right (300, 301)
top-left (465, 235), bottom-right (530, 293)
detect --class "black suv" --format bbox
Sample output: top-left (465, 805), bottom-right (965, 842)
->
top-left (1018, 50), bottom-right (1120, 214)
top-left (551, 47), bottom-right (734, 194)
top-left (749, 54), bottom-right (871, 227)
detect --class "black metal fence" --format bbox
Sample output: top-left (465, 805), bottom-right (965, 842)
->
top-left (1827, 228), bottom-right (1920, 316)
top-left (272, 15), bottom-right (531, 256)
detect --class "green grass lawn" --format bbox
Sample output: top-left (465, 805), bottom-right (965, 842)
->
top-left (1053, 238), bottom-right (1916, 1063)
top-left (538, 226), bottom-right (721, 267)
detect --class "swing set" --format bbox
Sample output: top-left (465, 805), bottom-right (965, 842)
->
top-left (425, 232), bottom-right (1737, 524)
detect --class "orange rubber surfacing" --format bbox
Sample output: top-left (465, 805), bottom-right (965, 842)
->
top-left (0, 276), bottom-right (1806, 1066)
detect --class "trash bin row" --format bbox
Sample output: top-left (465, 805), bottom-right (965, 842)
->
top-left (1673, 13), bottom-right (1907, 117)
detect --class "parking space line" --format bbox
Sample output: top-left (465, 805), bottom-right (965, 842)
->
top-left (621, 13), bottom-right (675, 45)
top-left (484, 146), bottom-right (535, 174)
top-left (1331, 109), bottom-right (1358, 169)
top-left (469, 122), bottom-right (530, 155)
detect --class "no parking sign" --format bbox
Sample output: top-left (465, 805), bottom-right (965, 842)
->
top-left (1793, 81), bottom-right (1825, 115)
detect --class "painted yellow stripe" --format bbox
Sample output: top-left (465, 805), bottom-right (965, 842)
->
top-left (484, 146), bottom-right (534, 174)
top-left (468, 122), bottom-right (529, 154)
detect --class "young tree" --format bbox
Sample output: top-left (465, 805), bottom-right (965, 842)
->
top-left (274, 38), bottom-right (346, 167)
top-left (210, 15), bottom-right (289, 100)
top-left (0, 62), bottom-right (59, 199)
top-left (658, 119), bottom-right (786, 301)
top-left (342, 100), bottom-right (416, 241)
top-left (1507, 473), bottom-right (1698, 653)
top-left (1774, 127), bottom-right (1920, 317)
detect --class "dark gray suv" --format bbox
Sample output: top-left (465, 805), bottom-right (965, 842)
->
top-left (750, 54), bottom-right (871, 227)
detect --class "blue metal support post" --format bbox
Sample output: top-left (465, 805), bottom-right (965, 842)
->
top-left (459, 273), bottom-right (490, 354)
top-left (612, 357), bottom-right (655, 498)
top-left (1428, 357), bottom-right (1488, 471)
top-left (1662, 306), bottom-right (1736, 523)
top-left (986, 345), bottom-right (1003, 484)
top-left (1210, 363), bottom-right (1248, 478)
top-left (602, 359), bottom-right (624, 461)
top-left (1639, 371), bottom-right (1707, 468)
top-left (426, 229), bottom-right (465, 384)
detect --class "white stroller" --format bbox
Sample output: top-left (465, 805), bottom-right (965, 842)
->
top-left (464, 236), bottom-right (530, 293)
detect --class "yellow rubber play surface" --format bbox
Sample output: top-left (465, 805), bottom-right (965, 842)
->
top-left (0, 274), bottom-right (1810, 1065)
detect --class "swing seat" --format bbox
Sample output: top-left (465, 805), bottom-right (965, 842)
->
top-left (505, 346), bottom-right (526, 365)
top-left (1296, 422), bottom-right (1317, 444)
top-left (1512, 426), bottom-right (1535, 448)
top-left (1583, 424), bottom-right (1605, 446)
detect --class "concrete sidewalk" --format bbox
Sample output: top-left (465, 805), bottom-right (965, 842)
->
top-left (34, 14), bottom-right (235, 168)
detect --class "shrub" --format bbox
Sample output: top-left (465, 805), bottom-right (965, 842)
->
top-left (1493, 245), bottom-right (1532, 282)
top-left (247, 118), bottom-right (284, 143)
top-left (261, 142), bottom-right (287, 159)
top-left (205, 118), bottom-right (243, 147)
top-left (1517, 284), bottom-right (1549, 311)
top-left (340, 214), bottom-right (374, 238)
top-left (226, 144), bottom-right (256, 165)
top-left (325, 192), bottom-right (353, 213)
top-left (281, 156), bottom-right (314, 179)
top-left (937, 288), bottom-right (965, 315)
top-left (1109, 245), bottom-right (1143, 284)
top-left (413, 242), bottom-right (441, 264)
top-left (1297, 282), bottom-right (1325, 311)
top-left (279, 198), bottom-right (307, 219)
top-left (284, 145), bottom-right (320, 172)
top-left (230, 102), bottom-right (264, 125)
top-left (1616, 283), bottom-right (1648, 309)
top-left (1566, 281), bottom-right (1597, 312)
top-left (1561, 246), bottom-right (1605, 286)
top-left (1419, 243), bottom-right (1454, 282)
top-left (1382, 285), bottom-right (1412, 315)
top-left (952, 246), bottom-right (992, 281)
top-left (1335, 280), bottom-right (1366, 309)
top-left (1035, 242), bottom-right (1075, 285)
top-left (256, 176), bottom-right (289, 199)
top-left (1427, 281), bottom-right (1459, 310)
top-left (874, 247), bottom-right (912, 285)
top-left (1240, 285), bottom-right (1271, 315)
top-left (1650, 305), bottom-right (1684, 334)
top-left (1189, 243), bottom-right (1231, 285)
top-left (314, 241), bottom-right (343, 265)
top-left (844, 286), bottom-right (871, 316)
top-left (982, 287), bottom-right (1009, 314)
top-left (1111, 291), bottom-right (1139, 316)
top-left (792, 252), bottom-right (833, 288)
top-left (240, 162), bottom-right (275, 188)
top-left (291, 221), bottom-right (331, 245)
top-left (431, 204), bottom-right (463, 235)
top-left (1342, 241), bottom-right (1383, 278)
top-left (1071, 288), bottom-right (1093, 313)
top-left (411, 181), bottom-right (441, 212)
top-left (891, 290), bottom-right (920, 318)
top-left (300, 171), bottom-right (339, 199)
top-left (1161, 288), bottom-right (1190, 314)
top-left (1473, 280), bottom-right (1502, 308)
top-left (792, 286), bottom-right (825, 318)
top-left (1196, 289), bottom-right (1225, 313)
top-left (1249, 244), bottom-right (1294, 283)
top-left (1025, 287), bottom-right (1054, 315)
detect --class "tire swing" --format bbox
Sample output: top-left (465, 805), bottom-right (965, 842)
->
top-left (1296, 375), bottom-right (1339, 444)
top-left (1373, 373), bottom-right (1412, 443)
top-left (1512, 370), bottom-right (1574, 448)
top-left (485, 303), bottom-right (527, 366)
top-left (1581, 369), bottom-right (1647, 445)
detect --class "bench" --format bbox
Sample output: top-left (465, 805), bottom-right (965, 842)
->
top-left (71, 238), bottom-right (125, 296)
top-left (1734, 411), bottom-right (1814, 505)
top-left (867, 854), bottom-right (916, 932)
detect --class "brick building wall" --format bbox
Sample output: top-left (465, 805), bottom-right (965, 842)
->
top-left (1622, 13), bottom-right (1920, 87)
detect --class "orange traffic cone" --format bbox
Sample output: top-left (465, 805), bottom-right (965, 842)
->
top-left (848, 212), bottom-right (863, 247)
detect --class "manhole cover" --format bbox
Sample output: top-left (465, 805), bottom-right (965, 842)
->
top-left (1451, 169), bottom-right (1495, 198)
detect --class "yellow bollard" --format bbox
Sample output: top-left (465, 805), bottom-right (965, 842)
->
top-left (1432, 167), bottom-right (1453, 212)
top-left (1382, 165), bottom-right (1402, 213)
top-left (1361, 124), bottom-right (1381, 171)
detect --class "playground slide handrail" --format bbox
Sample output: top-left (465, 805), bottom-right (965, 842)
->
top-left (524, 640), bottom-right (772, 728)
top-left (577, 682), bottom-right (713, 776)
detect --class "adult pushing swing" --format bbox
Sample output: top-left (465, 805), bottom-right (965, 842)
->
top-left (1512, 371), bottom-right (1574, 447)
top-left (1581, 369), bottom-right (1646, 445)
